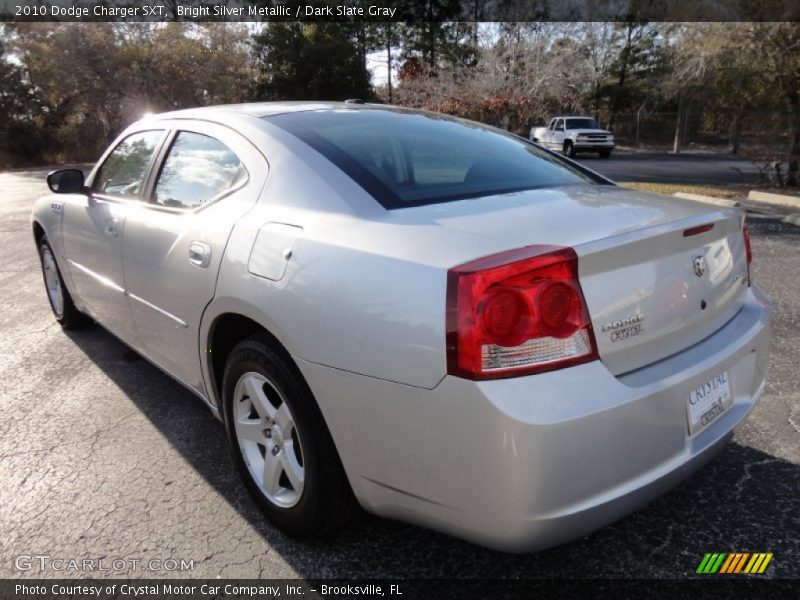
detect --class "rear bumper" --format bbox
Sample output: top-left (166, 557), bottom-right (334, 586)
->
top-left (298, 285), bottom-right (771, 552)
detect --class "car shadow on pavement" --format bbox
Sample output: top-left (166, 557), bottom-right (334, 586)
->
top-left (64, 326), bottom-right (799, 579)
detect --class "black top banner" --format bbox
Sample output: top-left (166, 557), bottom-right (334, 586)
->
top-left (3, 0), bottom-right (800, 22)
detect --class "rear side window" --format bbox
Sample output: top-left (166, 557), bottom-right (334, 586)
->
top-left (94, 130), bottom-right (164, 199)
top-left (269, 109), bottom-right (595, 209)
top-left (153, 132), bottom-right (246, 209)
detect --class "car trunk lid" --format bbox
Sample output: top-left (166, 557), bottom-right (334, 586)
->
top-left (392, 184), bottom-right (749, 375)
top-left (575, 211), bottom-right (748, 375)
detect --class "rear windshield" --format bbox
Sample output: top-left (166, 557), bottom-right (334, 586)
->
top-left (268, 109), bottom-right (598, 209)
top-left (566, 118), bottom-right (601, 130)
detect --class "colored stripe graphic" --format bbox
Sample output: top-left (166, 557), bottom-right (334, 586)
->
top-left (710, 553), bottom-right (726, 573)
top-left (698, 552), bottom-right (773, 574)
top-left (758, 553), bottom-right (773, 574)
top-left (734, 553), bottom-right (749, 573)
top-left (697, 553), bottom-right (727, 574)
top-left (735, 554), bottom-right (747, 573)
top-left (744, 554), bottom-right (760, 573)
top-left (702, 553), bottom-right (718, 573)
top-left (727, 553), bottom-right (743, 574)
top-left (719, 553), bottom-right (736, 574)
top-left (751, 554), bottom-right (767, 573)
top-left (696, 553), bottom-right (712, 574)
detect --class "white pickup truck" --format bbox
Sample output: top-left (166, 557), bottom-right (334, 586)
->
top-left (530, 116), bottom-right (615, 158)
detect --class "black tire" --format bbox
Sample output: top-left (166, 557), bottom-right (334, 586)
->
top-left (38, 236), bottom-right (90, 329)
top-left (599, 150), bottom-right (612, 159)
top-left (222, 335), bottom-right (358, 538)
top-left (563, 141), bottom-right (575, 158)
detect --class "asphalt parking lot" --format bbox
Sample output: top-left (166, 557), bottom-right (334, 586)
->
top-left (576, 151), bottom-right (764, 185)
top-left (1, 163), bottom-right (798, 580)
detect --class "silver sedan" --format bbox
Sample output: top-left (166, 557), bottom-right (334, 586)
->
top-left (31, 103), bottom-right (771, 552)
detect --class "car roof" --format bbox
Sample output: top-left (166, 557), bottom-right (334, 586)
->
top-left (552, 116), bottom-right (595, 120)
top-left (149, 101), bottom-right (384, 121)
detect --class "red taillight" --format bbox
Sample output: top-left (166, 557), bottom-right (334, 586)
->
top-left (538, 281), bottom-right (582, 337)
top-left (743, 221), bottom-right (752, 286)
top-left (481, 287), bottom-right (531, 347)
top-left (446, 246), bottom-right (598, 380)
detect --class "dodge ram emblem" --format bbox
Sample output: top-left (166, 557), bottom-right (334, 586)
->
top-left (693, 255), bottom-right (707, 278)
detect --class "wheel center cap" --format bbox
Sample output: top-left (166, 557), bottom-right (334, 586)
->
top-left (271, 424), bottom-right (284, 446)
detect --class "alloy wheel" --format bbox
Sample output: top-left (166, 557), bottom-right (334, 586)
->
top-left (41, 246), bottom-right (64, 318)
top-left (232, 371), bottom-right (305, 508)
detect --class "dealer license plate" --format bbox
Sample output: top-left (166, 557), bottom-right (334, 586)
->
top-left (687, 371), bottom-right (732, 434)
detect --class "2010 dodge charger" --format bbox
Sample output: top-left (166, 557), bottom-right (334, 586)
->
top-left (32, 102), bottom-right (771, 552)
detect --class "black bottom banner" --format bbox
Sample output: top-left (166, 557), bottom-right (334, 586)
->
top-left (3, 579), bottom-right (799, 600)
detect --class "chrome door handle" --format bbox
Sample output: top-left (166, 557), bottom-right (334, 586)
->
top-left (189, 241), bottom-right (212, 268)
top-left (104, 218), bottom-right (119, 238)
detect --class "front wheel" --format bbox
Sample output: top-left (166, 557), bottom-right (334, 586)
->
top-left (599, 150), bottom-right (612, 158)
top-left (38, 236), bottom-right (89, 329)
top-left (563, 141), bottom-right (576, 158)
top-left (222, 335), bottom-right (358, 537)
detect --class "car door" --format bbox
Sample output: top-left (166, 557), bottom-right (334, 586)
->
top-left (551, 118), bottom-right (566, 149)
top-left (62, 129), bottom-right (166, 342)
top-left (121, 122), bottom-right (268, 394)
top-left (545, 118), bottom-right (557, 146)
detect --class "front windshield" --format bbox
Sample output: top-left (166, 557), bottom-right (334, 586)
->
top-left (566, 118), bottom-right (601, 130)
top-left (269, 109), bottom-right (599, 209)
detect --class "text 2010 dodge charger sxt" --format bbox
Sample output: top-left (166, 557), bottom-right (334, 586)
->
top-left (32, 103), bottom-right (771, 552)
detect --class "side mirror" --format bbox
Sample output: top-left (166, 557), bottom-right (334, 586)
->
top-left (47, 169), bottom-right (86, 194)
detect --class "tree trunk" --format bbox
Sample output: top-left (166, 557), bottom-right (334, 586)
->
top-left (608, 24), bottom-right (633, 129)
top-left (785, 88), bottom-right (799, 187)
top-left (728, 111), bottom-right (743, 156)
top-left (472, 1), bottom-right (480, 46)
top-left (356, 25), bottom-right (368, 72)
top-left (386, 33), bottom-right (393, 103)
top-left (428, 28), bottom-right (436, 72)
top-left (673, 94), bottom-right (686, 154)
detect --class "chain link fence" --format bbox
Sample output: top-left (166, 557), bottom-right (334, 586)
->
top-left (601, 110), bottom-right (789, 154)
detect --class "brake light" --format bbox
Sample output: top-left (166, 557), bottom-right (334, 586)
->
top-left (683, 223), bottom-right (714, 237)
top-left (446, 246), bottom-right (598, 380)
top-left (742, 220), bottom-right (752, 286)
